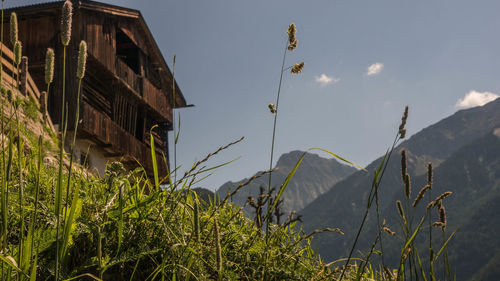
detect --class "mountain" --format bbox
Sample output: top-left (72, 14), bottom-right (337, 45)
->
top-left (374, 128), bottom-right (500, 281)
top-left (418, 128), bottom-right (500, 281)
top-left (298, 98), bottom-right (500, 279)
top-left (217, 150), bottom-right (357, 216)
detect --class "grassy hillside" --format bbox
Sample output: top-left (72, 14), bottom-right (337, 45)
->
top-left (0, 85), bottom-right (341, 280)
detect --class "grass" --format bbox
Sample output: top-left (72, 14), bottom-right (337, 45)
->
top-left (0, 1), bottom-right (457, 280)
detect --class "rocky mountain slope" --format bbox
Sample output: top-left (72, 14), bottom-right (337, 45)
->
top-left (299, 98), bottom-right (500, 281)
top-left (217, 150), bottom-right (357, 216)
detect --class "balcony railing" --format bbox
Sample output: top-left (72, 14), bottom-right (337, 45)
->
top-left (115, 58), bottom-right (141, 94)
top-left (114, 58), bottom-right (172, 122)
top-left (142, 77), bottom-right (172, 118)
top-left (80, 101), bottom-right (168, 176)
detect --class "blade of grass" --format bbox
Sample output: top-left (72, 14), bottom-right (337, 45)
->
top-left (268, 152), bottom-right (305, 217)
top-left (433, 230), bottom-right (456, 261)
top-left (310, 148), bottom-right (367, 172)
top-left (150, 125), bottom-right (160, 190)
top-left (60, 181), bottom-right (82, 262)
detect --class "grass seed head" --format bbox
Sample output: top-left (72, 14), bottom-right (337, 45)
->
top-left (288, 39), bottom-right (298, 51)
top-left (413, 184), bottom-right (431, 207)
top-left (268, 103), bottom-right (277, 114)
top-left (401, 149), bottom-right (407, 180)
top-left (427, 191), bottom-right (452, 210)
top-left (396, 200), bottom-right (405, 220)
top-left (14, 41), bottom-right (22, 65)
top-left (291, 62), bottom-right (305, 74)
top-left (77, 41), bottom-right (87, 79)
top-left (45, 48), bottom-right (55, 84)
top-left (439, 205), bottom-right (447, 230)
top-left (433, 221), bottom-right (446, 232)
top-left (400, 129), bottom-right (406, 139)
top-left (61, 0), bottom-right (73, 46)
top-left (399, 106), bottom-right (409, 138)
top-left (436, 191), bottom-right (452, 202)
top-left (383, 226), bottom-right (396, 236)
top-left (287, 23), bottom-right (297, 47)
top-left (404, 173), bottom-right (411, 199)
top-left (10, 12), bottom-right (18, 45)
top-left (402, 247), bottom-right (411, 260)
top-left (427, 162), bottom-right (433, 186)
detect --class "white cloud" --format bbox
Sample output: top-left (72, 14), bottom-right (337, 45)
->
top-left (455, 90), bottom-right (499, 109)
top-left (315, 74), bottom-right (339, 86)
top-left (366, 63), bottom-right (384, 76)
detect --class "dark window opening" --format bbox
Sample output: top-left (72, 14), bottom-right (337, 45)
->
top-left (116, 30), bottom-right (140, 74)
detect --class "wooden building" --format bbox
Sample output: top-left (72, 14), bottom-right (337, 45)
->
top-left (5, 0), bottom-right (187, 177)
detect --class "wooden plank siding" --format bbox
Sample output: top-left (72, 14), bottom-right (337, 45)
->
top-left (3, 1), bottom-right (186, 178)
top-left (80, 101), bottom-right (168, 177)
top-left (81, 12), bottom-right (116, 73)
top-left (142, 77), bottom-right (171, 120)
top-left (115, 57), bottom-right (140, 94)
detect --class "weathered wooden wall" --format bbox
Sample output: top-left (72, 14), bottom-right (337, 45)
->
top-left (4, 3), bottom-right (178, 177)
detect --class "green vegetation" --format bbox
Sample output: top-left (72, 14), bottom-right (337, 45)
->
top-left (0, 1), bottom-right (457, 280)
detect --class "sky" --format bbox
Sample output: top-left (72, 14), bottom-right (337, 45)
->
top-left (6, 0), bottom-right (500, 190)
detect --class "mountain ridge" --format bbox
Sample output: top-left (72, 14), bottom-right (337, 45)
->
top-left (217, 150), bottom-right (357, 216)
top-left (299, 98), bottom-right (500, 268)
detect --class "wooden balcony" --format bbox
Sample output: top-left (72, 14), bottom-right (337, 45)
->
top-left (80, 100), bottom-right (168, 177)
top-left (114, 57), bottom-right (172, 122)
top-left (142, 77), bottom-right (172, 119)
top-left (115, 58), bottom-right (141, 94)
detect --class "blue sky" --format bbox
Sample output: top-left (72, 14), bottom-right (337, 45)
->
top-left (7, 0), bottom-right (500, 190)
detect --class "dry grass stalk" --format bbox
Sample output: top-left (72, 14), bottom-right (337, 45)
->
top-left (178, 136), bottom-right (244, 185)
top-left (222, 168), bottom-right (276, 206)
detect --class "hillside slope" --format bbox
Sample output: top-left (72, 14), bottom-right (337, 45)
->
top-left (299, 98), bottom-right (500, 264)
top-left (373, 128), bottom-right (500, 281)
